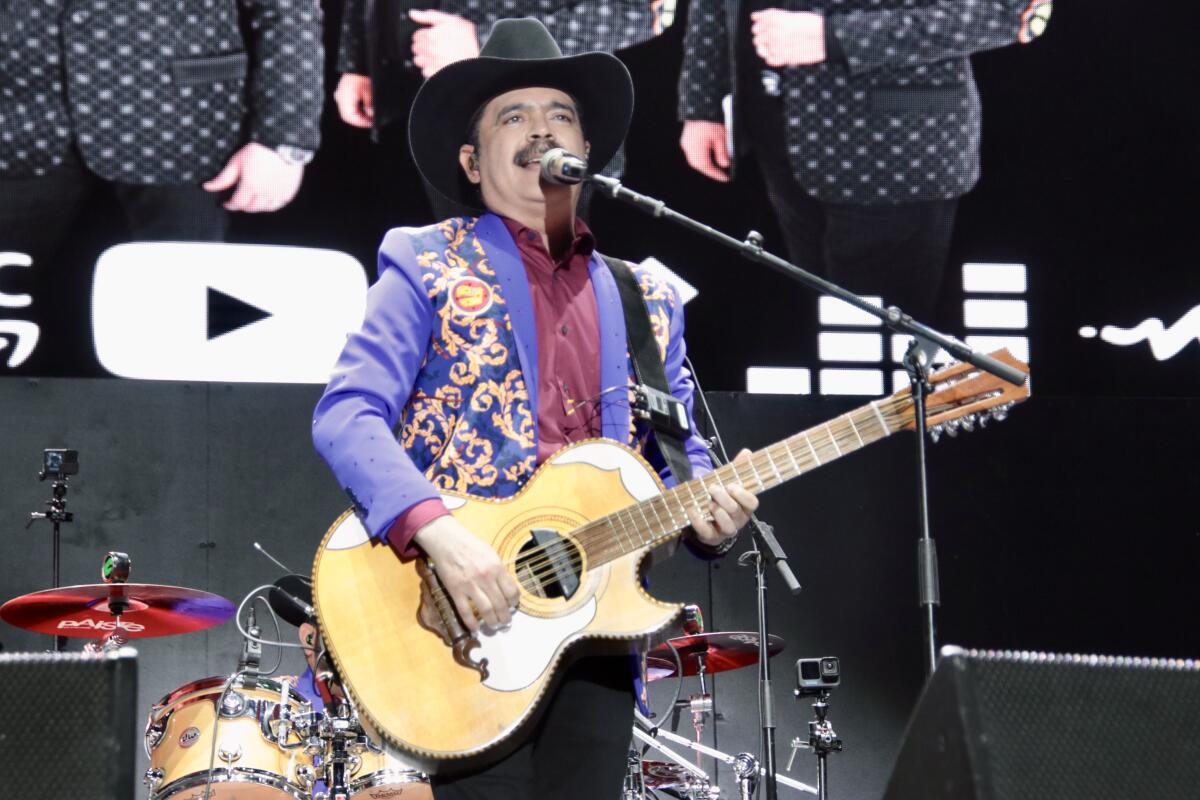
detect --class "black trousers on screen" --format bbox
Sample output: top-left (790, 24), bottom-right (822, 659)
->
top-left (0, 146), bottom-right (229, 259)
top-left (430, 654), bottom-right (636, 800)
top-left (0, 146), bottom-right (228, 373)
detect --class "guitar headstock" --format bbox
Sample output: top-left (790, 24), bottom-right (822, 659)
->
top-left (890, 349), bottom-right (1031, 438)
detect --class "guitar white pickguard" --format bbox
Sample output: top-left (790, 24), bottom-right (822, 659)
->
top-left (550, 441), bottom-right (661, 502)
top-left (476, 600), bottom-right (596, 692)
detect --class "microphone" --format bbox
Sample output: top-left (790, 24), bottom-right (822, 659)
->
top-left (275, 586), bottom-right (316, 622)
top-left (268, 574), bottom-right (317, 626)
top-left (539, 148), bottom-right (588, 185)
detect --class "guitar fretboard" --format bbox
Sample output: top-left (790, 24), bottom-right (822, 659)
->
top-left (573, 398), bottom-right (908, 567)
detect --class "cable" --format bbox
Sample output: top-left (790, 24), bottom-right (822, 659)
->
top-left (235, 583), bottom-right (309, 650)
top-left (253, 595), bottom-right (284, 676)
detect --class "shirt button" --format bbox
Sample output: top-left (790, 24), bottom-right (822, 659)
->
top-left (526, 231), bottom-right (537, 242)
top-left (560, 324), bottom-right (569, 335)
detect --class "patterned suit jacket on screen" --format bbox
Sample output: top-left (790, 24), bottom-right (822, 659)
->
top-left (678, 0), bottom-right (1051, 203)
top-left (0, 0), bottom-right (324, 184)
top-left (337, 0), bottom-right (663, 173)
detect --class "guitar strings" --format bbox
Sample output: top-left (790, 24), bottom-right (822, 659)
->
top-left (505, 395), bottom-right (928, 592)
top-left (505, 395), bottom-right (931, 590)
top-left (507, 396), bottom-right (928, 591)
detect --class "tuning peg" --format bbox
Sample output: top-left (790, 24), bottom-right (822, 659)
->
top-left (944, 418), bottom-right (960, 437)
top-left (978, 413), bottom-right (990, 428)
top-left (990, 404), bottom-right (1010, 423)
top-left (929, 425), bottom-right (943, 443)
top-left (960, 414), bottom-right (977, 433)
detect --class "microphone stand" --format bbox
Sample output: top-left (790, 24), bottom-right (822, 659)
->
top-left (706, 441), bottom-right (801, 800)
top-left (590, 174), bottom-right (1027, 683)
top-left (589, 174), bottom-right (1026, 389)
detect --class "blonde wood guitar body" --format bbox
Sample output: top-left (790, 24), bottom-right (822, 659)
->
top-left (313, 440), bottom-right (682, 774)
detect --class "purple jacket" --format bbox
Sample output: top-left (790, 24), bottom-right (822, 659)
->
top-left (312, 214), bottom-right (712, 543)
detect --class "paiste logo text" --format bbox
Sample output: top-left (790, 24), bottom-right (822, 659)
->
top-left (57, 618), bottom-right (146, 632)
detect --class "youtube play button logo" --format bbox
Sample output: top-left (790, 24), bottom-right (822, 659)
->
top-left (92, 242), bottom-right (368, 383)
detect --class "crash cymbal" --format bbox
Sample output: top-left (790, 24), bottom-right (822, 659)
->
top-left (645, 631), bottom-right (786, 681)
top-left (0, 583), bottom-right (235, 638)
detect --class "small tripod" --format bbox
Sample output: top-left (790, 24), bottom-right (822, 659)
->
top-left (787, 657), bottom-right (843, 800)
top-left (26, 448), bottom-right (79, 651)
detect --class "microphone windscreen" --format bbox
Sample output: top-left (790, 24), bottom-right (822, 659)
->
top-left (267, 574), bottom-right (314, 627)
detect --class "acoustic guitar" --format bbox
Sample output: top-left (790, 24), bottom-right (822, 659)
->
top-left (313, 350), bottom-right (1030, 772)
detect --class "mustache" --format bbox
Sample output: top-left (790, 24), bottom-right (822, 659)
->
top-left (513, 140), bottom-right (555, 167)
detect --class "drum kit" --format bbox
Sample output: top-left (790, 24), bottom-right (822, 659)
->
top-left (1, 560), bottom-right (830, 800)
top-left (0, 551), bottom-right (432, 800)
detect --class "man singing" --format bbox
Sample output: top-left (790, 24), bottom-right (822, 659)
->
top-left (311, 18), bottom-right (757, 799)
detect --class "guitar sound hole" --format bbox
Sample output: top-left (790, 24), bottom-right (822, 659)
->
top-left (515, 529), bottom-right (582, 600)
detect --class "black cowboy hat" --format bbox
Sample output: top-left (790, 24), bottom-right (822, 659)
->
top-left (408, 17), bottom-right (634, 207)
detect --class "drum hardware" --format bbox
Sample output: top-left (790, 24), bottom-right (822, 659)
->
top-left (634, 712), bottom-right (817, 797)
top-left (731, 752), bottom-right (759, 800)
top-left (630, 726), bottom-right (715, 800)
top-left (144, 767), bottom-right (165, 792)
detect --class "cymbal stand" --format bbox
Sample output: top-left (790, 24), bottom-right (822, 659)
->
top-left (84, 551), bottom-right (132, 654)
top-left (634, 720), bottom-right (817, 796)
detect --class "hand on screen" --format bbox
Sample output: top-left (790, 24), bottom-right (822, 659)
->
top-left (334, 73), bottom-right (374, 128)
top-left (680, 120), bottom-right (731, 183)
top-left (750, 9), bottom-right (826, 66)
top-left (202, 143), bottom-right (304, 213)
top-left (409, 9), bottom-right (480, 78)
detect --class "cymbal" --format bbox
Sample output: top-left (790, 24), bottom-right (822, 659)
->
top-left (645, 631), bottom-right (786, 681)
top-left (0, 583), bottom-right (235, 638)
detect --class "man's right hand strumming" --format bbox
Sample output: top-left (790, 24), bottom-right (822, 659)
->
top-left (413, 515), bottom-right (521, 632)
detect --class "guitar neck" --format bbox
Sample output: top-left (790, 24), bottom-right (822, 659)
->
top-left (580, 396), bottom-right (913, 567)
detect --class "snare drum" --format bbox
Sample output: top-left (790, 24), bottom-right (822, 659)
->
top-left (144, 675), bottom-right (314, 800)
top-left (350, 745), bottom-right (432, 799)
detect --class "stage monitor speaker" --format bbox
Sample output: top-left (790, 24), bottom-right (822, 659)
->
top-left (883, 646), bottom-right (1200, 800)
top-left (0, 648), bottom-right (138, 799)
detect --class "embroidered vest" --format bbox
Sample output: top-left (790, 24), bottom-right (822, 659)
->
top-left (395, 216), bottom-right (677, 498)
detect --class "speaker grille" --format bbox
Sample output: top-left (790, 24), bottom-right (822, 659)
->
top-left (886, 647), bottom-right (1200, 800)
top-left (0, 649), bottom-right (138, 799)
top-left (965, 650), bottom-right (1200, 798)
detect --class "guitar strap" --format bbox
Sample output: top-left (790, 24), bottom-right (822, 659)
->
top-left (602, 255), bottom-right (694, 484)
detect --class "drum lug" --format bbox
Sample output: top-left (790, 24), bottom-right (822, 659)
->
top-left (143, 767), bottom-right (164, 790)
top-left (296, 764), bottom-right (316, 789)
top-left (219, 690), bottom-right (246, 717)
top-left (145, 723), bottom-right (165, 751)
top-left (218, 740), bottom-right (244, 764)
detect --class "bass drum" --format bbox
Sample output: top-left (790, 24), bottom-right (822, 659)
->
top-left (144, 675), bottom-right (313, 799)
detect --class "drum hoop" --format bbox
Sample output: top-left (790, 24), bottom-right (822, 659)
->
top-left (149, 675), bottom-right (307, 723)
top-left (151, 766), bottom-right (307, 800)
top-left (349, 768), bottom-right (429, 791)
